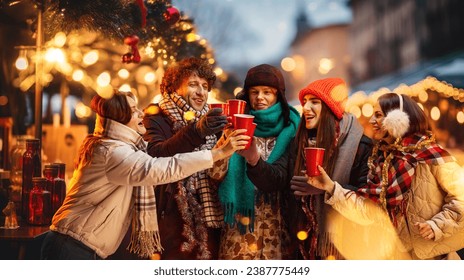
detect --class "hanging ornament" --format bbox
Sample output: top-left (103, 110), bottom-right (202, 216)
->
top-left (122, 35), bottom-right (141, 63)
top-left (164, 6), bottom-right (180, 26)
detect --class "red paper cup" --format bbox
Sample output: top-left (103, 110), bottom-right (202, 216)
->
top-left (227, 99), bottom-right (246, 117)
top-left (304, 147), bottom-right (325, 176)
top-left (234, 114), bottom-right (256, 150)
top-left (209, 103), bottom-right (228, 116)
top-left (244, 123), bottom-right (257, 150)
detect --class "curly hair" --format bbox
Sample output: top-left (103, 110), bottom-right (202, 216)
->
top-left (160, 57), bottom-right (216, 95)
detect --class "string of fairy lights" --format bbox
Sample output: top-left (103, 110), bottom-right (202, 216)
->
top-left (346, 76), bottom-right (464, 124)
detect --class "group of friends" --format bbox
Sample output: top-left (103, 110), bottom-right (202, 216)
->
top-left (39, 57), bottom-right (464, 260)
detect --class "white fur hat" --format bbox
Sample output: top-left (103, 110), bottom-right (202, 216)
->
top-left (381, 93), bottom-right (410, 139)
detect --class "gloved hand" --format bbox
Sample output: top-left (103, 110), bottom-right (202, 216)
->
top-left (196, 108), bottom-right (228, 138)
top-left (237, 137), bottom-right (260, 166)
top-left (290, 175), bottom-right (325, 196)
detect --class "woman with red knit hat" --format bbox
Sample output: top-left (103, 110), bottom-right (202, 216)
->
top-left (288, 77), bottom-right (372, 259)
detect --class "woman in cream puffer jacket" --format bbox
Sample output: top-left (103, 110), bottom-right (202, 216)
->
top-left (41, 91), bottom-right (248, 259)
top-left (301, 93), bottom-right (464, 259)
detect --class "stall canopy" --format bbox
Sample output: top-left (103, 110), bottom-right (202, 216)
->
top-left (351, 50), bottom-right (464, 93)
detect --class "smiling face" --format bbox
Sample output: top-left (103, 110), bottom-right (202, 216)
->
top-left (369, 103), bottom-right (395, 143)
top-left (177, 73), bottom-right (209, 111)
top-left (126, 95), bottom-right (146, 135)
top-left (248, 86), bottom-right (278, 111)
top-left (302, 94), bottom-right (322, 129)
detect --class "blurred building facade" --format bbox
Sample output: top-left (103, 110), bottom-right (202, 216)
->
top-left (285, 8), bottom-right (352, 104)
top-left (349, 0), bottom-right (464, 85)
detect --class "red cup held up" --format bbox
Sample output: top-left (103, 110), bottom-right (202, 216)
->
top-left (227, 99), bottom-right (246, 117)
top-left (233, 114), bottom-right (256, 150)
top-left (304, 147), bottom-right (325, 176)
top-left (209, 103), bottom-right (228, 116)
top-left (244, 123), bottom-right (257, 150)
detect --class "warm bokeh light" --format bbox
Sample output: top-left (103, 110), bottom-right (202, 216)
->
top-left (296, 230), bottom-right (308, 241)
top-left (438, 99), bottom-right (449, 111)
top-left (327, 204), bottom-right (411, 260)
top-left (457, 111), bottom-right (464, 124)
top-left (72, 69), bottom-right (84, 81)
top-left (152, 94), bottom-right (162, 104)
top-left (240, 217), bottom-right (250, 226)
top-left (208, 58), bottom-right (215, 64)
top-left (0, 95), bottom-right (8, 106)
top-left (417, 102), bottom-right (424, 111)
top-left (430, 106), bottom-right (440, 121)
top-left (119, 84), bottom-right (131, 92)
top-left (214, 67), bottom-right (223, 76)
top-left (234, 87), bottom-right (243, 96)
top-left (75, 102), bottom-right (92, 118)
top-left (418, 91), bottom-right (428, 102)
top-left (362, 103), bottom-right (374, 117)
top-left (97, 85), bottom-right (114, 99)
top-left (186, 33), bottom-right (197, 42)
top-left (45, 48), bottom-right (66, 63)
top-left (349, 105), bottom-right (362, 119)
top-left (83, 50), bottom-right (99, 65)
top-left (15, 56), bottom-right (28, 70)
top-left (144, 103), bottom-right (160, 115)
top-left (144, 44), bottom-right (155, 58)
top-left (97, 72), bottom-right (111, 87)
top-left (144, 72), bottom-right (156, 84)
top-left (150, 253), bottom-right (161, 260)
top-left (318, 58), bottom-right (334, 74)
top-left (248, 243), bottom-right (258, 252)
top-left (54, 32), bottom-right (67, 47)
top-left (281, 57), bottom-right (296, 72)
top-left (118, 69), bottom-right (130, 79)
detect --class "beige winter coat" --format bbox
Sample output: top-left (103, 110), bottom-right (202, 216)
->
top-left (326, 161), bottom-right (464, 259)
top-left (51, 119), bottom-right (214, 258)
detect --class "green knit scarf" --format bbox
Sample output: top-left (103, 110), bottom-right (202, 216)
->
top-left (219, 102), bottom-right (300, 233)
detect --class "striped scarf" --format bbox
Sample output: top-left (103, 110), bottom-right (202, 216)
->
top-left (158, 92), bottom-right (222, 259)
top-left (357, 132), bottom-right (455, 224)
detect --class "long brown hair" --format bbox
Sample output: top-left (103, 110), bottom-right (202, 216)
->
top-left (293, 103), bottom-right (339, 177)
top-left (75, 90), bottom-right (135, 168)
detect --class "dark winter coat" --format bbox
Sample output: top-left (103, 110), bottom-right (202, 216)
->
top-left (141, 108), bottom-right (221, 260)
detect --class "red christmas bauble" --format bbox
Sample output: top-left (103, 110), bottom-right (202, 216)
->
top-left (124, 35), bottom-right (139, 46)
top-left (164, 6), bottom-right (180, 25)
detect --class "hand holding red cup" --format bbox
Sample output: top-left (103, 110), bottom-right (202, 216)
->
top-left (304, 147), bottom-right (325, 176)
top-left (233, 114), bottom-right (256, 150)
top-left (227, 99), bottom-right (246, 117)
top-left (209, 103), bottom-right (228, 116)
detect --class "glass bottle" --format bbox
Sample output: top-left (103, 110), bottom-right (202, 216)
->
top-left (9, 135), bottom-right (28, 216)
top-left (28, 177), bottom-right (51, 225)
top-left (43, 164), bottom-right (59, 193)
top-left (22, 139), bottom-right (42, 220)
top-left (0, 171), bottom-right (10, 225)
top-left (50, 163), bottom-right (66, 214)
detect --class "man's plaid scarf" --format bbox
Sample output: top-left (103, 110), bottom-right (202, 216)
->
top-left (357, 133), bottom-right (455, 223)
top-left (158, 92), bottom-right (223, 258)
